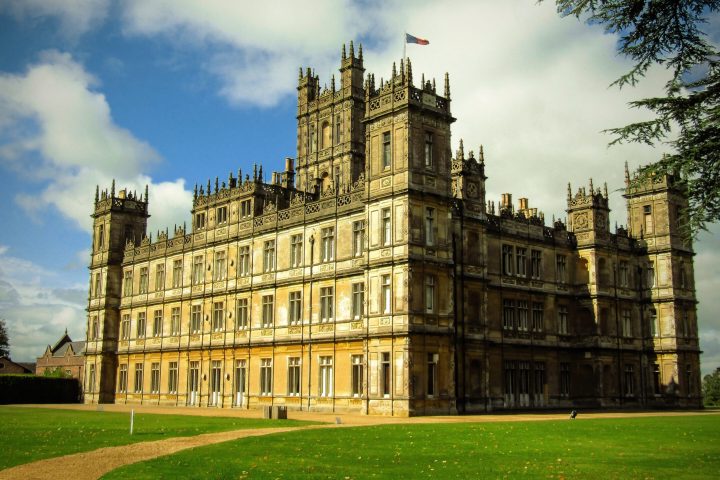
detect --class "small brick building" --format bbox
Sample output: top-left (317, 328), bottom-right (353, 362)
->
top-left (36, 331), bottom-right (85, 382)
top-left (0, 356), bottom-right (34, 374)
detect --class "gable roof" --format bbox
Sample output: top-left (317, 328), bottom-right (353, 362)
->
top-left (0, 356), bottom-right (34, 373)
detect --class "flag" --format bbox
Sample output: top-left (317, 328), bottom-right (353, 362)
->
top-left (406, 33), bottom-right (429, 45)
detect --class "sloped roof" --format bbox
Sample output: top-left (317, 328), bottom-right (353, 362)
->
top-left (53, 340), bottom-right (85, 357)
top-left (0, 356), bottom-right (34, 373)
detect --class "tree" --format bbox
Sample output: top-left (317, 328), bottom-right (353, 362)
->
top-left (549, 0), bottom-right (720, 235)
top-left (0, 318), bottom-right (9, 357)
top-left (703, 368), bottom-right (720, 406)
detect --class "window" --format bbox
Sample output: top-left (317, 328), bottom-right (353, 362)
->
top-left (192, 256), bottom-right (204, 285)
top-left (288, 357), bottom-right (301, 396)
top-left (96, 224), bottom-right (105, 251)
top-left (263, 240), bottom-right (275, 272)
top-left (335, 115), bottom-right (341, 144)
top-left (240, 199), bottom-right (252, 218)
top-left (90, 316), bottom-right (99, 340)
top-left (150, 362), bottom-right (160, 394)
top-left (382, 208), bottom-right (391, 246)
top-left (139, 267), bottom-right (148, 294)
top-left (558, 306), bottom-right (568, 335)
top-left (680, 264), bottom-right (688, 288)
top-left (351, 355), bottom-right (364, 397)
top-left (234, 360), bottom-right (246, 406)
top-left (532, 302), bottom-right (544, 332)
top-left (321, 227), bottom-right (335, 262)
top-left (118, 364), bottom-right (128, 393)
top-left (425, 275), bottom-right (435, 313)
top-left (172, 259), bottom-right (183, 288)
top-left (503, 299), bottom-right (515, 330)
top-left (381, 275), bottom-right (391, 314)
top-left (121, 314), bottom-right (130, 340)
top-left (516, 247), bottom-right (527, 277)
top-left (88, 364), bottom-right (96, 392)
top-left (290, 234), bottom-right (303, 267)
top-left (262, 295), bottom-right (274, 327)
top-left (134, 363), bottom-right (143, 393)
top-left (168, 362), bottom-right (178, 394)
top-left (260, 358), bottom-right (272, 396)
top-left (213, 251), bottom-right (226, 281)
top-left (153, 310), bottom-right (162, 337)
top-left (533, 363), bottom-right (545, 402)
top-left (427, 353), bottom-right (438, 397)
top-left (646, 262), bottom-right (655, 288)
top-left (619, 261), bottom-right (629, 287)
top-left (216, 206), bottom-right (228, 224)
top-left (643, 204), bottom-right (653, 234)
top-left (425, 207), bottom-right (435, 246)
top-left (288, 291), bottom-right (302, 325)
top-left (649, 309), bottom-right (658, 337)
top-left (236, 298), bottom-right (248, 330)
top-left (319, 356), bottom-right (333, 397)
top-left (560, 363), bottom-right (570, 397)
top-left (381, 352), bottom-right (391, 397)
top-left (685, 364), bottom-right (693, 397)
top-left (334, 166), bottom-right (341, 187)
top-left (210, 360), bottom-right (222, 405)
top-left (556, 255), bottom-right (567, 283)
top-left (382, 132), bottom-right (391, 169)
top-left (212, 301), bottom-right (225, 331)
top-left (309, 124), bottom-right (316, 153)
top-left (321, 121), bottom-right (331, 149)
top-left (136, 312), bottom-right (146, 338)
top-left (155, 263), bottom-right (165, 291)
top-left (238, 246), bottom-right (250, 276)
top-left (170, 307), bottom-right (180, 335)
top-left (622, 309), bottom-right (632, 338)
top-left (194, 212), bottom-right (206, 230)
top-left (624, 364), bottom-right (635, 396)
top-left (190, 305), bottom-right (202, 334)
top-left (653, 364), bottom-right (661, 394)
top-left (424, 132), bottom-right (433, 168)
top-left (530, 250), bottom-right (542, 279)
top-left (504, 361), bottom-right (516, 401)
top-left (188, 361), bottom-right (200, 405)
top-left (123, 270), bottom-right (133, 296)
top-left (93, 273), bottom-right (102, 298)
top-left (352, 282), bottom-right (365, 319)
top-left (320, 287), bottom-right (334, 322)
top-left (352, 221), bottom-right (365, 257)
top-left (517, 300), bottom-right (529, 331)
top-left (502, 245), bottom-right (514, 275)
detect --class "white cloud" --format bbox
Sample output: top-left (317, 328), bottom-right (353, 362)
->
top-left (0, 0), bottom-right (110, 37)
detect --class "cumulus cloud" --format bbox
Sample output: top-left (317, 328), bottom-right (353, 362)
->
top-left (0, 0), bottom-right (110, 37)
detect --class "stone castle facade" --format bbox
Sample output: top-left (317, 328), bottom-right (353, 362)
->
top-left (83, 44), bottom-right (702, 415)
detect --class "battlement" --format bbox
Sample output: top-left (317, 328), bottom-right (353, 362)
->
top-left (567, 178), bottom-right (609, 210)
top-left (93, 180), bottom-right (149, 218)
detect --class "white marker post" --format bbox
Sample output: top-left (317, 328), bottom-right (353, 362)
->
top-left (130, 409), bottom-right (134, 435)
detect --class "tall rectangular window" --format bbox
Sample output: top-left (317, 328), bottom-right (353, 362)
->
top-left (382, 132), bottom-right (391, 169)
top-left (517, 300), bottom-right (529, 331)
top-left (97, 224), bottom-right (105, 250)
top-left (168, 361), bottom-right (178, 394)
top-left (170, 307), bottom-right (180, 335)
top-left (123, 270), bottom-right (133, 296)
top-left (351, 355), bottom-right (364, 397)
top-left (213, 251), bottom-right (226, 281)
top-left (516, 247), bottom-right (527, 277)
top-left (139, 267), bottom-right (148, 294)
top-left (238, 246), bottom-right (250, 276)
top-left (155, 263), bottom-right (165, 291)
top-left (649, 310), bottom-right (658, 337)
top-left (136, 312), bottom-right (146, 338)
top-left (560, 363), bottom-right (570, 397)
top-left (624, 364), bottom-right (635, 396)
top-left (289, 291), bottom-right (302, 325)
top-left (643, 204), bottom-right (653, 234)
top-left (622, 309), bottom-right (632, 338)
top-left (134, 363), bottom-right (143, 393)
top-left (212, 301), bottom-right (224, 331)
top-left (216, 205), bottom-right (228, 224)
top-left (381, 352), bottom-right (391, 397)
top-left (88, 364), bottom-right (96, 392)
top-left (236, 298), bottom-right (248, 330)
top-left (382, 208), bottom-right (391, 246)
top-left (502, 245), bottom-right (514, 275)
top-left (530, 250), bottom-right (542, 279)
top-left (427, 353), bottom-right (438, 397)
top-left (152, 310), bottom-right (162, 337)
top-left (425, 207), bottom-right (435, 246)
top-left (260, 358), bottom-right (272, 396)
top-left (352, 221), bottom-right (365, 257)
top-left (646, 261), bottom-right (655, 288)
top-left (121, 314), bottom-right (130, 340)
top-left (263, 240), bottom-right (275, 272)
top-left (381, 274), bottom-right (391, 314)
top-left (192, 256), bottom-right (204, 285)
top-left (556, 255), bottom-right (567, 283)
top-left (93, 273), bottom-right (102, 298)
top-left (319, 356), bottom-right (333, 397)
top-left (424, 132), bottom-right (433, 168)
top-left (262, 295), bottom-right (274, 327)
top-left (503, 299), bottom-right (515, 330)
top-left (150, 362), bottom-right (160, 394)
top-left (172, 259), bottom-right (183, 288)
top-left (118, 364), bottom-right (128, 393)
top-left (532, 302), bottom-right (544, 332)
top-left (290, 234), bottom-right (303, 267)
top-left (425, 275), bottom-right (435, 313)
top-left (558, 306), bottom-right (568, 335)
top-left (240, 199), bottom-right (252, 218)
top-left (190, 305), bottom-right (202, 334)
top-left (619, 261), bottom-right (629, 287)
top-left (321, 227), bottom-right (335, 262)
top-left (90, 316), bottom-right (99, 340)
top-left (320, 287), bottom-right (334, 322)
top-left (352, 282), bottom-right (365, 319)
top-left (234, 360), bottom-right (246, 406)
top-left (288, 357), bottom-right (301, 396)
top-left (335, 115), bottom-right (341, 144)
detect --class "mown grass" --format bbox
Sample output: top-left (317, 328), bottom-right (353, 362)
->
top-left (0, 407), bottom-right (313, 469)
top-left (104, 414), bottom-right (720, 479)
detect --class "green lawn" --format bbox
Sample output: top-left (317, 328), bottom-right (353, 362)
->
top-left (0, 407), bottom-right (313, 469)
top-left (104, 415), bottom-right (720, 479)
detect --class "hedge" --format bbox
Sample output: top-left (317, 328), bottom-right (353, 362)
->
top-left (0, 374), bottom-right (81, 404)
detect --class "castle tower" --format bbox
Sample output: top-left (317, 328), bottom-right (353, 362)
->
top-left (295, 42), bottom-right (366, 193)
top-left (623, 168), bottom-right (701, 406)
top-left (84, 183), bottom-right (149, 403)
top-left (451, 142), bottom-right (487, 218)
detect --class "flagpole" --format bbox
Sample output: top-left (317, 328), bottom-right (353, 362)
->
top-left (403, 32), bottom-right (406, 62)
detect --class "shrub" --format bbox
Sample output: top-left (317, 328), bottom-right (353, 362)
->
top-left (0, 374), bottom-right (81, 404)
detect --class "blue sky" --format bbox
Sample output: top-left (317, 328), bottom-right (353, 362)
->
top-left (1, 0), bottom-right (718, 374)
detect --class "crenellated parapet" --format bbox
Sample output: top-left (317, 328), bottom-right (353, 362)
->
top-left (93, 180), bottom-right (149, 218)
